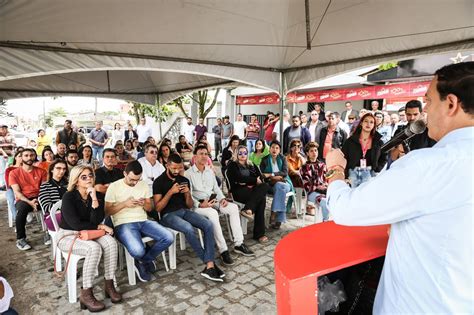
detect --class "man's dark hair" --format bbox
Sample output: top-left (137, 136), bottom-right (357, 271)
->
top-left (145, 143), bottom-right (158, 152)
top-left (398, 106), bottom-right (405, 113)
top-left (66, 149), bottom-right (78, 157)
top-left (168, 153), bottom-right (182, 164)
top-left (332, 111), bottom-right (340, 118)
top-left (435, 61), bottom-right (474, 115)
top-left (251, 113), bottom-right (256, 116)
top-left (292, 115), bottom-right (300, 119)
top-left (193, 144), bottom-right (209, 155)
top-left (102, 148), bottom-right (117, 157)
top-left (22, 148), bottom-right (36, 156)
top-left (405, 100), bottom-right (422, 112)
top-left (65, 119), bottom-right (72, 124)
top-left (125, 160), bottom-right (143, 175)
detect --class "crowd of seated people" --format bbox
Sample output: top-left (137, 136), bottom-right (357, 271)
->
top-left (1, 103), bottom-right (433, 311)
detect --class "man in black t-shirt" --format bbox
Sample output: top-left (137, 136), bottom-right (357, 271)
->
top-left (95, 148), bottom-right (124, 194)
top-left (153, 154), bottom-right (224, 282)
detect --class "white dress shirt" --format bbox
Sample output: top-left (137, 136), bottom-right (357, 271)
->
top-left (272, 120), bottom-right (290, 142)
top-left (136, 124), bottom-right (152, 143)
top-left (185, 164), bottom-right (225, 208)
top-left (327, 127), bottom-right (473, 314)
top-left (233, 121), bottom-right (247, 139)
top-left (138, 157), bottom-right (165, 195)
top-left (183, 124), bottom-right (195, 144)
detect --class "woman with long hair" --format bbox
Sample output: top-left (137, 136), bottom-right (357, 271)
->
top-left (114, 142), bottom-right (134, 170)
top-left (221, 135), bottom-right (240, 170)
top-left (286, 139), bottom-right (306, 188)
top-left (39, 159), bottom-right (68, 214)
top-left (124, 139), bottom-right (138, 159)
top-left (249, 139), bottom-right (269, 167)
top-left (342, 112), bottom-right (387, 188)
top-left (111, 122), bottom-right (124, 147)
top-left (37, 147), bottom-right (55, 172)
top-left (197, 134), bottom-right (212, 154)
top-left (158, 142), bottom-right (172, 167)
top-left (78, 145), bottom-right (99, 169)
top-left (226, 145), bottom-right (270, 243)
top-left (36, 129), bottom-right (51, 156)
top-left (58, 165), bottom-right (121, 311)
top-left (300, 142), bottom-right (329, 219)
top-left (260, 141), bottom-right (293, 229)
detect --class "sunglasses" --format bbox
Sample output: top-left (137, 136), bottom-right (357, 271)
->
top-left (238, 151), bottom-right (248, 156)
top-left (80, 174), bottom-right (94, 181)
top-left (148, 150), bottom-right (158, 154)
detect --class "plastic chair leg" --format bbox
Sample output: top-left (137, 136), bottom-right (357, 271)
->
top-left (240, 216), bottom-right (248, 235)
top-left (161, 251), bottom-right (169, 272)
top-left (125, 249), bottom-right (136, 286)
top-left (179, 232), bottom-right (186, 250)
top-left (224, 214), bottom-right (233, 242)
top-left (169, 237), bottom-right (177, 270)
top-left (66, 258), bottom-right (79, 303)
top-left (197, 229), bottom-right (204, 248)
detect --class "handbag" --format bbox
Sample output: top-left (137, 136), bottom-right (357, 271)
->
top-left (54, 229), bottom-right (106, 278)
top-left (44, 212), bottom-right (62, 231)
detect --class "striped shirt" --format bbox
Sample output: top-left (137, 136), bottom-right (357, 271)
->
top-left (38, 180), bottom-right (67, 213)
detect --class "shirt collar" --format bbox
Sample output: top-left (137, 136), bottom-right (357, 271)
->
top-left (434, 126), bottom-right (474, 148)
top-left (191, 164), bottom-right (209, 173)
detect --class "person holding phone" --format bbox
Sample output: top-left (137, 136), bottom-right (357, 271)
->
top-left (153, 154), bottom-right (224, 282)
top-left (186, 145), bottom-right (255, 266)
top-left (105, 161), bottom-right (173, 283)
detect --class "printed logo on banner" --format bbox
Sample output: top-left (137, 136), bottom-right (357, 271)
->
top-left (347, 90), bottom-right (357, 98)
top-left (412, 85), bottom-right (428, 95)
top-left (377, 88), bottom-right (390, 97)
top-left (390, 86), bottom-right (406, 95)
top-left (296, 95), bottom-right (306, 102)
top-left (320, 93), bottom-right (330, 100)
top-left (330, 92), bottom-right (342, 100)
top-left (358, 90), bottom-right (371, 98)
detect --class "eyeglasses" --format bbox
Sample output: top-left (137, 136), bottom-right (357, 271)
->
top-left (238, 151), bottom-right (248, 156)
top-left (80, 174), bottom-right (94, 181)
top-left (291, 145), bottom-right (301, 148)
top-left (148, 151), bottom-right (158, 154)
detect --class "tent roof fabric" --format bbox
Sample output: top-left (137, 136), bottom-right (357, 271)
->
top-left (1, 0), bottom-right (473, 104)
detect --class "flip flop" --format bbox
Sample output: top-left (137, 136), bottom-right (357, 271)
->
top-left (258, 235), bottom-right (269, 243)
top-left (240, 210), bottom-right (254, 220)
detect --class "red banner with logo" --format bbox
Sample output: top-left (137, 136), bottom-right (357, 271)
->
top-left (236, 81), bottom-right (430, 105)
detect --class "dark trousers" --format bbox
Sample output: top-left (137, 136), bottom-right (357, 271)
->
top-left (232, 183), bottom-right (270, 240)
top-left (214, 138), bottom-right (222, 159)
top-left (16, 200), bottom-right (39, 240)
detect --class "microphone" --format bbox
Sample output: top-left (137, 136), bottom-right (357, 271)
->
top-left (381, 120), bottom-right (426, 153)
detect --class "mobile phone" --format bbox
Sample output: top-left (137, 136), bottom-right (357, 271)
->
top-left (209, 193), bottom-right (217, 201)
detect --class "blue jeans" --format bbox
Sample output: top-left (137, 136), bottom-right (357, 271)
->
top-left (271, 182), bottom-right (291, 223)
top-left (92, 146), bottom-right (104, 165)
top-left (308, 192), bottom-right (329, 221)
top-left (115, 220), bottom-right (173, 263)
top-left (246, 139), bottom-right (257, 153)
top-left (160, 209), bottom-right (215, 264)
top-left (6, 187), bottom-right (16, 219)
top-left (348, 167), bottom-right (374, 188)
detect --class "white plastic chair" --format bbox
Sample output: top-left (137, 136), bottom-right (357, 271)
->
top-left (43, 200), bottom-right (63, 271)
top-left (50, 203), bottom-right (86, 303)
top-left (118, 236), bottom-right (169, 285)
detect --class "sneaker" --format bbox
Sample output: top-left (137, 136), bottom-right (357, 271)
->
top-left (220, 250), bottom-right (235, 266)
top-left (26, 212), bottom-right (34, 223)
top-left (144, 260), bottom-right (157, 273)
top-left (234, 243), bottom-right (255, 257)
top-left (200, 267), bottom-right (223, 282)
top-left (16, 238), bottom-right (31, 251)
top-left (134, 260), bottom-right (152, 282)
top-left (214, 264), bottom-right (226, 278)
top-left (43, 234), bottom-right (51, 246)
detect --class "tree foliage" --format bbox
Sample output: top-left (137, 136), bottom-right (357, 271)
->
top-left (0, 99), bottom-right (9, 117)
top-left (48, 107), bottom-right (68, 117)
top-left (128, 102), bottom-right (176, 125)
top-left (190, 89), bottom-right (221, 119)
top-left (169, 96), bottom-right (192, 119)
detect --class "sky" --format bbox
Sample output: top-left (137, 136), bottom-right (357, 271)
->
top-left (6, 96), bottom-right (126, 119)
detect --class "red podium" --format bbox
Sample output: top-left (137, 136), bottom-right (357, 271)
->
top-left (274, 222), bottom-right (389, 314)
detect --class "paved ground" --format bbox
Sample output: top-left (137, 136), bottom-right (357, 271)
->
top-left (0, 190), bottom-right (315, 314)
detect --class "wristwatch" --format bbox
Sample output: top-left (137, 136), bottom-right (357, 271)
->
top-left (325, 169), bottom-right (344, 179)
top-left (271, 172), bottom-right (275, 176)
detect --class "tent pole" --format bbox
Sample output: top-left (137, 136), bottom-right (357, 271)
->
top-left (278, 72), bottom-right (286, 144)
top-left (155, 94), bottom-right (162, 140)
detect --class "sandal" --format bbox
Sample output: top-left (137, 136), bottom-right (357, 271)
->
top-left (258, 235), bottom-right (269, 243)
top-left (240, 209), bottom-right (254, 220)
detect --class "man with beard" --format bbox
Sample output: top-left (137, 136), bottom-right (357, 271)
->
top-left (105, 161), bottom-right (173, 282)
top-left (153, 154), bottom-right (223, 282)
top-left (9, 149), bottom-right (47, 250)
top-left (55, 119), bottom-right (79, 148)
top-left (65, 149), bottom-right (79, 173)
top-left (54, 143), bottom-right (67, 160)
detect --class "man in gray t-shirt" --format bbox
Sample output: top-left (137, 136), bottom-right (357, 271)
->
top-left (89, 120), bottom-right (109, 164)
top-left (220, 116), bottom-right (233, 148)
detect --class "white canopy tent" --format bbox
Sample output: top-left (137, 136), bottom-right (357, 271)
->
top-left (1, 0), bottom-right (473, 105)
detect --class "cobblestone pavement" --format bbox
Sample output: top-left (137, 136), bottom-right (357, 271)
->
top-left (0, 191), bottom-right (315, 314)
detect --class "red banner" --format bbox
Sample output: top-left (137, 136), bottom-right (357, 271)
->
top-left (236, 81), bottom-right (430, 105)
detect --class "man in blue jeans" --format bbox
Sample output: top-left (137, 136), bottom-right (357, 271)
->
top-left (89, 120), bottom-right (108, 165)
top-left (153, 154), bottom-right (224, 282)
top-left (105, 160), bottom-right (173, 282)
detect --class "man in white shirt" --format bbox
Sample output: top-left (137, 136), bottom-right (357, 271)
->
top-left (136, 118), bottom-right (152, 146)
top-left (272, 109), bottom-right (290, 142)
top-left (333, 112), bottom-right (351, 136)
top-left (138, 144), bottom-right (165, 195)
top-left (325, 62), bottom-right (474, 314)
top-left (183, 117), bottom-right (195, 144)
top-left (185, 145), bottom-right (255, 266)
top-left (232, 113), bottom-right (247, 140)
top-left (307, 110), bottom-right (325, 144)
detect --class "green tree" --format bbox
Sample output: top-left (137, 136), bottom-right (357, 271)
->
top-left (169, 96), bottom-right (191, 118)
top-left (48, 107), bottom-right (68, 117)
top-left (190, 89), bottom-right (221, 119)
top-left (0, 99), bottom-right (8, 117)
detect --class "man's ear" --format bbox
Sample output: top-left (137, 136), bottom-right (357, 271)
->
top-left (446, 94), bottom-right (461, 117)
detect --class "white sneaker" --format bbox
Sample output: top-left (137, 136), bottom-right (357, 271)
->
top-left (26, 212), bottom-right (34, 223)
top-left (16, 238), bottom-right (32, 251)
